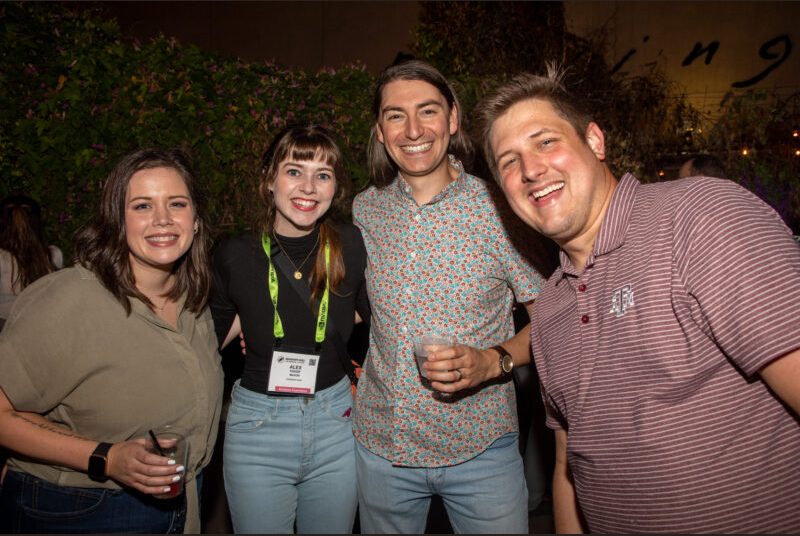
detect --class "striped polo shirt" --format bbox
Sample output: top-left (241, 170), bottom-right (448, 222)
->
top-left (531, 173), bottom-right (800, 533)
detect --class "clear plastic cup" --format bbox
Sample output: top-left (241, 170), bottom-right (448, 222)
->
top-left (146, 425), bottom-right (189, 498)
top-left (413, 334), bottom-right (456, 398)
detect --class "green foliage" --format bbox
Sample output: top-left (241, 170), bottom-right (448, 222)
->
top-left (4, 0), bottom-right (798, 253)
top-left (0, 2), bottom-right (373, 258)
top-left (413, 2), bottom-right (567, 80)
top-left (411, 1), bottom-right (799, 231)
top-left (698, 90), bottom-right (800, 230)
top-left (411, 1), bottom-right (694, 179)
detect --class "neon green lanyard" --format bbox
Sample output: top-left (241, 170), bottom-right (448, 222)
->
top-left (261, 234), bottom-right (330, 344)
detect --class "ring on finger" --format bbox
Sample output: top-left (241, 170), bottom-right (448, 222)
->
top-left (454, 369), bottom-right (463, 381)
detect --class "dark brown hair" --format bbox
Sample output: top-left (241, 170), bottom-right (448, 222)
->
top-left (367, 59), bottom-right (473, 188)
top-left (684, 154), bottom-right (727, 179)
top-left (74, 147), bottom-right (212, 314)
top-left (475, 64), bottom-right (595, 184)
top-left (0, 194), bottom-right (56, 290)
top-left (257, 124), bottom-right (349, 303)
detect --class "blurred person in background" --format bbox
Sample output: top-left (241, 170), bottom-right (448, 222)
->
top-left (677, 154), bottom-right (727, 179)
top-left (0, 195), bottom-right (64, 331)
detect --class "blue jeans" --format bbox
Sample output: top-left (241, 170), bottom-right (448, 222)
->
top-left (356, 432), bottom-right (529, 534)
top-left (0, 469), bottom-right (185, 533)
top-left (223, 377), bottom-right (357, 533)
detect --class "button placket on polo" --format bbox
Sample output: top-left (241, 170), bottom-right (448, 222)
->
top-left (574, 275), bottom-right (590, 325)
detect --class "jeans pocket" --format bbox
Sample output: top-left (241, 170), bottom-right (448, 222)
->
top-left (225, 397), bottom-right (268, 433)
top-left (19, 480), bottom-right (110, 520)
top-left (323, 389), bottom-right (354, 423)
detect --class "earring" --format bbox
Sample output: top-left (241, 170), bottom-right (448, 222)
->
top-left (193, 225), bottom-right (199, 234)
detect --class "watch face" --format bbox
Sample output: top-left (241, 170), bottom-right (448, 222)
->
top-left (88, 442), bottom-right (112, 482)
top-left (88, 454), bottom-right (106, 480)
top-left (502, 354), bottom-right (513, 373)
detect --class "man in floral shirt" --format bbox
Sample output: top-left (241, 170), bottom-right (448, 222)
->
top-left (352, 59), bottom-right (545, 534)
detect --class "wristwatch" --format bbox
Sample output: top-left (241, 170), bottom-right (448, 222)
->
top-left (492, 345), bottom-right (514, 379)
top-left (88, 442), bottom-right (113, 482)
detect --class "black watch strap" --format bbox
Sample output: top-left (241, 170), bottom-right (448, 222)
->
top-left (88, 442), bottom-right (113, 482)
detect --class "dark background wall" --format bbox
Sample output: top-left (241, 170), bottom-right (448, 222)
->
top-left (93, 1), bottom-right (799, 118)
top-left (92, 1), bottom-right (421, 73)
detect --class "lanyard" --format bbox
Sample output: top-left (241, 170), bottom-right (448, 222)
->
top-left (261, 234), bottom-right (330, 344)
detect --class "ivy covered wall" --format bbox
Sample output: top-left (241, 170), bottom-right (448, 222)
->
top-left (1, 2), bottom-right (373, 257)
top-left (2, 1), bottom-right (798, 259)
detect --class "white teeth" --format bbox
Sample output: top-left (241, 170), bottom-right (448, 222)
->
top-left (402, 142), bottom-right (432, 153)
top-left (293, 199), bottom-right (317, 208)
top-left (147, 235), bottom-right (177, 242)
top-left (533, 182), bottom-right (565, 200)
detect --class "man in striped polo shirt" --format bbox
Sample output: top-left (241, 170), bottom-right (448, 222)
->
top-left (473, 68), bottom-right (800, 533)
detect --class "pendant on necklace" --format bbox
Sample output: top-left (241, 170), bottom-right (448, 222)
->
top-left (294, 271), bottom-right (302, 280)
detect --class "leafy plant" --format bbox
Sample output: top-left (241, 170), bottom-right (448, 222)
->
top-left (0, 2), bottom-right (374, 259)
top-left (3, 0), bottom-right (797, 256)
top-left (411, 1), bottom-right (799, 231)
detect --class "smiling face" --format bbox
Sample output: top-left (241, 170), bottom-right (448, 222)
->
top-left (270, 154), bottom-right (336, 237)
top-left (490, 97), bottom-right (616, 258)
top-left (375, 79), bottom-right (458, 183)
top-left (125, 166), bottom-right (197, 279)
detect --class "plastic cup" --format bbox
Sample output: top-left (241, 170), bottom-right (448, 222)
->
top-left (146, 425), bottom-right (188, 498)
top-left (413, 334), bottom-right (456, 398)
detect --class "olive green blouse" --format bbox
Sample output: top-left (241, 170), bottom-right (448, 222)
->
top-left (0, 265), bottom-right (223, 533)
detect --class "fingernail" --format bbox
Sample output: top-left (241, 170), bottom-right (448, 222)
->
top-left (163, 486), bottom-right (172, 493)
top-left (167, 459), bottom-right (176, 465)
top-left (172, 475), bottom-right (181, 482)
top-left (176, 465), bottom-right (185, 473)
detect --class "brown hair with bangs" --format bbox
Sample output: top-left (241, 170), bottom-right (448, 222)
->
top-left (257, 124), bottom-right (350, 303)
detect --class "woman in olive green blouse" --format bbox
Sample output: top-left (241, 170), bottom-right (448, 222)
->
top-left (0, 148), bottom-right (223, 533)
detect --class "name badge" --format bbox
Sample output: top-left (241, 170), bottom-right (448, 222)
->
top-left (268, 349), bottom-right (319, 395)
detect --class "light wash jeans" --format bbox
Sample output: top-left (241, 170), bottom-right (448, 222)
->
top-left (223, 377), bottom-right (357, 534)
top-left (355, 432), bottom-right (528, 534)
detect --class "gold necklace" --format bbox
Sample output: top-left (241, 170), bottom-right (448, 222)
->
top-left (272, 232), bottom-right (318, 280)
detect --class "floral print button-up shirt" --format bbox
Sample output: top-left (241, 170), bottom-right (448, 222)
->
top-left (352, 158), bottom-right (544, 467)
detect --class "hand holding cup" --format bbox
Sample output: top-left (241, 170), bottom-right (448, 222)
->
top-left (145, 426), bottom-right (189, 499)
top-left (413, 334), bottom-right (460, 399)
top-left (103, 429), bottom-right (187, 497)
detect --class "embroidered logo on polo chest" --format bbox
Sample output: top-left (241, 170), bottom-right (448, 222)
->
top-left (610, 284), bottom-right (634, 317)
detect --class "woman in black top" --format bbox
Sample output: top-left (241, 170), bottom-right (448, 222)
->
top-left (210, 125), bottom-right (368, 533)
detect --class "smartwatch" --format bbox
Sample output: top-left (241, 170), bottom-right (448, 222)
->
top-left (88, 442), bottom-right (113, 482)
top-left (492, 344), bottom-right (514, 379)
